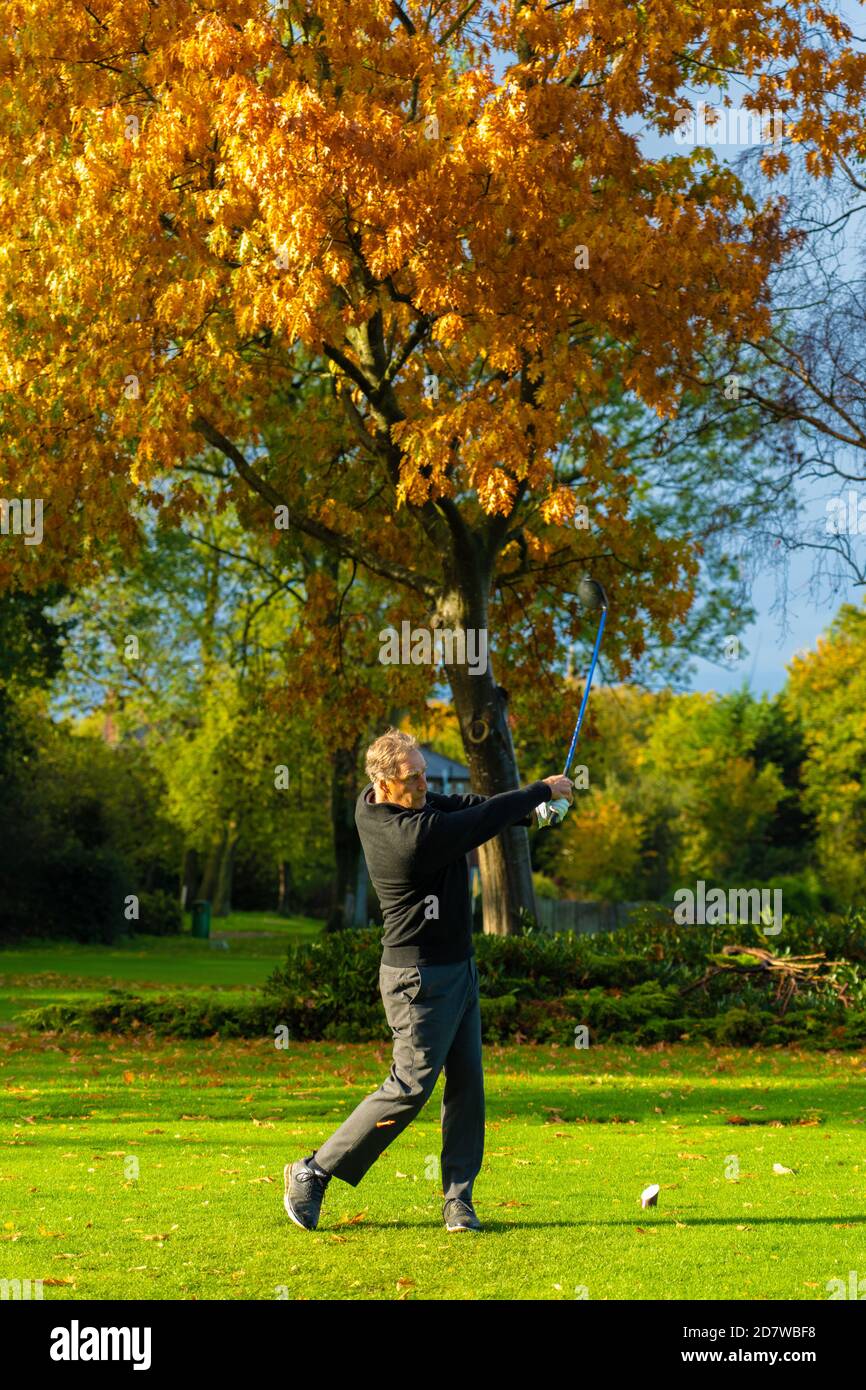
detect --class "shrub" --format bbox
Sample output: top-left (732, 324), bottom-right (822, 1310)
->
top-left (41, 842), bottom-right (131, 943)
top-left (135, 890), bottom-right (182, 936)
top-left (762, 870), bottom-right (825, 919)
top-left (532, 872), bottom-right (560, 900)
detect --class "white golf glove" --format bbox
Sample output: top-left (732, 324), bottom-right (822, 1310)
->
top-left (533, 796), bottom-right (571, 828)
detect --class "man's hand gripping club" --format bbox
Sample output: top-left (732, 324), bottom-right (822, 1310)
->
top-left (532, 774), bottom-right (574, 829)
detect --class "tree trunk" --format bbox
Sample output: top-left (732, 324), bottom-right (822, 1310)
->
top-left (212, 817), bottom-right (238, 917)
top-left (435, 555), bottom-right (538, 936)
top-left (277, 858), bottom-right (295, 916)
top-left (353, 850), bottom-right (369, 927)
top-left (196, 832), bottom-right (223, 905)
top-left (326, 740), bottom-right (361, 932)
top-left (447, 663), bottom-right (538, 934)
top-left (181, 847), bottom-right (199, 912)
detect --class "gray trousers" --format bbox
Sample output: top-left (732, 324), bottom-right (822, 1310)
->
top-left (312, 956), bottom-right (484, 1204)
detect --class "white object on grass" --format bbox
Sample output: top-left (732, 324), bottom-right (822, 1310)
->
top-left (641, 1183), bottom-right (660, 1208)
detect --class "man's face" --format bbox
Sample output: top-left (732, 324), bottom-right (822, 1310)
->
top-left (378, 748), bottom-right (428, 809)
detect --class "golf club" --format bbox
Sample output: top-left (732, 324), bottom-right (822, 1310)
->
top-left (548, 577), bottom-right (609, 826)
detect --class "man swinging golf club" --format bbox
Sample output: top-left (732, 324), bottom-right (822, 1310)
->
top-left (283, 728), bottom-right (574, 1233)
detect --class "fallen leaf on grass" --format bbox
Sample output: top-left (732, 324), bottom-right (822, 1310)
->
top-left (145, 1129), bottom-right (165, 1135)
top-left (335, 1211), bottom-right (367, 1227)
top-left (635, 1227), bottom-right (657, 1235)
top-left (142, 1225), bottom-right (179, 1241)
top-left (397, 1277), bottom-right (415, 1289)
top-left (250, 1176), bottom-right (275, 1184)
top-left (677, 1152), bottom-right (707, 1160)
top-left (43, 1277), bottom-right (75, 1286)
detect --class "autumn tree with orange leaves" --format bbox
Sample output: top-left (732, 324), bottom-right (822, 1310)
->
top-left (2, 0), bottom-right (866, 931)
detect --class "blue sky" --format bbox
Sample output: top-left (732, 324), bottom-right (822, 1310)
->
top-left (638, 4), bottom-right (865, 695)
top-left (487, 5), bottom-right (866, 697)
top-left (656, 4), bottom-right (865, 696)
top-left (690, 554), bottom-right (860, 697)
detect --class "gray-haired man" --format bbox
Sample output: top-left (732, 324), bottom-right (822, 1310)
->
top-left (284, 727), bottom-right (573, 1232)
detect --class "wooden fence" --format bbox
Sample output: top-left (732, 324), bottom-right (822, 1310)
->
top-left (534, 899), bottom-right (670, 935)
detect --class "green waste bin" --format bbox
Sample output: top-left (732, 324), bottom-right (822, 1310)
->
top-left (192, 899), bottom-right (211, 939)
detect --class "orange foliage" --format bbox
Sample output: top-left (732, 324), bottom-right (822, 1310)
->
top-left (0, 0), bottom-right (863, 742)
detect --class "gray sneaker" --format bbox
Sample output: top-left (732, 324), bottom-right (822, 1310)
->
top-left (444, 1198), bottom-right (481, 1232)
top-left (284, 1157), bottom-right (331, 1230)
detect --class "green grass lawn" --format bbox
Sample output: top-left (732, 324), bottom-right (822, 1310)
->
top-left (0, 912), bottom-right (319, 1026)
top-left (2, 1031), bottom-right (866, 1300)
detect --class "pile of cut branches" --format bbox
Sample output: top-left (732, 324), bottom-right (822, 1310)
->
top-left (680, 945), bottom-right (853, 1016)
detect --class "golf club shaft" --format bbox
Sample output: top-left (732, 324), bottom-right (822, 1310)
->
top-left (563, 607), bottom-right (607, 779)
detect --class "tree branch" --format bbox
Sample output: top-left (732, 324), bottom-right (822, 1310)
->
top-left (191, 415), bottom-right (440, 598)
top-left (391, 1), bottom-right (416, 35)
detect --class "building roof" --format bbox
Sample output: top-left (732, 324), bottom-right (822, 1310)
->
top-left (419, 746), bottom-right (470, 778)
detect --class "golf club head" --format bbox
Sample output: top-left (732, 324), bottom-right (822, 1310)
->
top-left (577, 577), bottom-right (609, 611)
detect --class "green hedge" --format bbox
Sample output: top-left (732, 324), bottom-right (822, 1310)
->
top-left (19, 910), bottom-right (866, 1047)
top-left (20, 991), bottom-right (271, 1039)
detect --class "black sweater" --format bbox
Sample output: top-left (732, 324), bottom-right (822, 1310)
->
top-left (355, 780), bottom-right (553, 966)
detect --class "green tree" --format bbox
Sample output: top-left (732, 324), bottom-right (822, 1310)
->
top-left (784, 601), bottom-right (866, 908)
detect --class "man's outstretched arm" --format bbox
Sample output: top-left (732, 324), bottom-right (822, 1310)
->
top-left (409, 775), bottom-right (573, 871)
top-left (426, 788), bottom-right (540, 828)
top-left (424, 791), bottom-right (487, 813)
